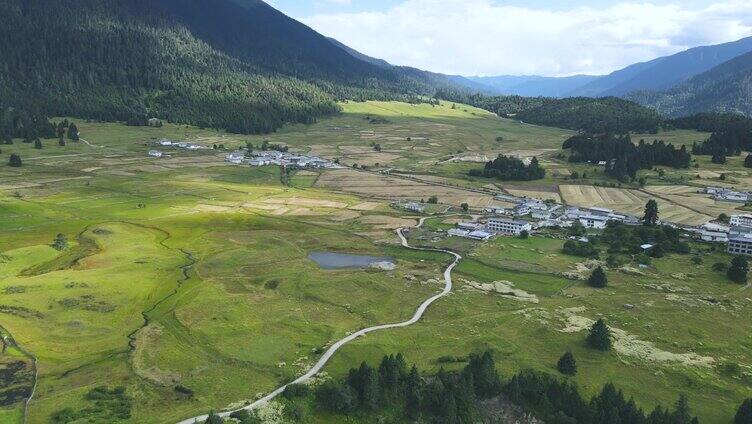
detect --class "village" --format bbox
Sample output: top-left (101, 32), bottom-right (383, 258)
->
top-left (399, 193), bottom-right (752, 258)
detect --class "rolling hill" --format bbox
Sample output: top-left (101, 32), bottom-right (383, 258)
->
top-left (629, 50), bottom-right (752, 117)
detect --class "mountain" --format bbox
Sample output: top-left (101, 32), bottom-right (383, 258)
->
top-left (327, 38), bottom-right (391, 68)
top-left (0, 0), bottom-right (466, 135)
top-left (629, 51), bottom-right (752, 117)
top-left (464, 75), bottom-right (599, 97)
top-left (568, 36), bottom-right (752, 97)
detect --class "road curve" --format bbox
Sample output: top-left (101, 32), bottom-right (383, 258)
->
top-left (177, 217), bottom-right (461, 424)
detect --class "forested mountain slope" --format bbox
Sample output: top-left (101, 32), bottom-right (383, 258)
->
top-left (630, 51), bottom-right (752, 118)
top-left (568, 36), bottom-right (752, 97)
top-left (0, 0), bottom-right (461, 134)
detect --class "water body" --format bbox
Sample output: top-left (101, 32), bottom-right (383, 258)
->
top-left (308, 251), bottom-right (395, 270)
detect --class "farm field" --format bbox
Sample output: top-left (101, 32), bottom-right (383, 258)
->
top-left (0, 102), bottom-right (750, 423)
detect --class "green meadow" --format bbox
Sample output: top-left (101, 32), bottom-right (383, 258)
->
top-left (0, 101), bottom-right (749, 423)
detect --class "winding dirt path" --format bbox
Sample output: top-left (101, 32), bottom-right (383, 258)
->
top-left (177, 217), bottom-right (461, 424)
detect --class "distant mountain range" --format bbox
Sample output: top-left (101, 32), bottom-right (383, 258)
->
top-left (629, 50), bottom-right (752, 117)
top-left (447, 36), bottom-right (752, 99)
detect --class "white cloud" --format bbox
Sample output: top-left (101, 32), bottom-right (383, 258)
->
top-left (300, 0), bottom-right (752, 76)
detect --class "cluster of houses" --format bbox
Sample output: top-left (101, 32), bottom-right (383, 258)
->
top-left (692, 214), bottom-right (752, 256)
top-left (484, 197), bottom-right (640, 231)
top-left (225, 150), bottom-right (337, 169)
top-left (148, 139), bottom-right (209, 158)
top-left (705, 187), bottom-right (752, 203)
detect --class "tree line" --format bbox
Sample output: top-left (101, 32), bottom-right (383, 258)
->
top-left (563, 134), bottom-right (691, 182)
top-left (196, 349), bottom-right (752, 424)
top-left (435, 89), bottom-right (663, 134)
top-left (469, 155), bottom-right (546, 181)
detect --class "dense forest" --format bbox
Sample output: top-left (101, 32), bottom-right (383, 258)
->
top-left (689, 120), bottom-right (752, 157)
top-left (435, 89), bottom-right (663, 133)
top-left (669, 112), bottom-right (752, 133)
top-left (203, 351), bottom-right (718, 424)
top-left (469, 155), bottom-right (546, 181)
top-left (0, 0), bottom-right (458, 135)
top-left (563, 134), bottom-right (691, 181)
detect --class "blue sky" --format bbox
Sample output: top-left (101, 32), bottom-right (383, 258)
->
top-left (266, 0), bottom-right (752, 76)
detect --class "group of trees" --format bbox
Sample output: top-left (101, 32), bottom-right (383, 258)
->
top-left (563, 134), bottom-right (691, 182)
top-left (470, 155), bottom-right (546, 181)
top-left (311, 352), bottom-right (501, 423)
top-left (435, 90), bottom-right (663, 134)
top-left (684, 114), bottom-right (752, 159)
top-left (597, 221), bottom-right (690, 259)
top-left (200, 348), bottom-right (752, 424)
top-left (0, 107), bottom-right (56, 143)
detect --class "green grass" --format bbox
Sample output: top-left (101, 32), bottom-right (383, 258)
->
top-left (0, 104), bottom-right (749, 423)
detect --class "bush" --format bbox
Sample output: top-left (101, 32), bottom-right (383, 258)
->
top-left (8, 153), bottom-right (21, 167)
top-left (282, 384), bottom-right (310, 399)
top-left (556, 351), bottom-right (577, 376)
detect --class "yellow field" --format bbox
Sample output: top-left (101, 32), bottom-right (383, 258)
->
top-left (559, 185), bottom-right (713, 225)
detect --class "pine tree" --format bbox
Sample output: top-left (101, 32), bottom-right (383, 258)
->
top-left (745, 154), bottom-right (752, 169)
top-left (34, 138), bottom-right (42, 149)
top-left (557, 351), bottom-right (577, 376)
top-left (8, 154), bottom-right (21, 167)
top-left (587, 319), bottom-right (612, 351)
top-left (588, 266), bottom-right (608, 288)
top-left (404, 365), bottom-right (422, 420)
top-left (67, 123), bottom-right (80, 141)
top-left (643, 199), bottom-right (659, 226)
top-left (728, 255), bottom-right (749, 284)
top-left (736, 398), bottom-right (752, 424)
top-left (672, 394), bottom-right (693, 424)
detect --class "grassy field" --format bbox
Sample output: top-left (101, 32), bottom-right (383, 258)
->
top-left (0, 103), bottom-right (750, 423)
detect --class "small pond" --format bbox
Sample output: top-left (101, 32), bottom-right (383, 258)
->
top-left (308, 251), bottom-right (396, 270)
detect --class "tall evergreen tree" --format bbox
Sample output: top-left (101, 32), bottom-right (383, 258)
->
top-left (745, 154), bottom-right (752, 169)
top-left (404, 365), bottom-right (423, 420)
top-left (643, 200), bottom-right (659, 226)
top-left (728, 255), bottom-right (749, 283)
top-left (587, 319), bottom-right (612, 351)
top-left (588, 266), bottom-right (608, 288)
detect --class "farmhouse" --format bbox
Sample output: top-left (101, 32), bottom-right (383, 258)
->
top-left (730, 214), bottom-right (752, 229)
top-left (157, 139), bottom-right (173, 146)
top-left (402, 202), bottom-right (426, 213)
top-left (148, 150), bottom-right (163, 158)
top-left (448, 228), bottom-right (494, 241)
top-left (697, 222), bottom-right (730, 243)
top-left (225, 151), bottom-right (246, 164)
top-left (486, 217), bottom-right (532, 235)
top-left (708, 188), bottom-right (751, 203)
top-left (727, 227), bottom-right (752, 256)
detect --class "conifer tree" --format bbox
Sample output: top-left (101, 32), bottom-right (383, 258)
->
top-left (404, 365), bottom-right (423, 420)
top-left (8, 153), bottom-right (21, 167)
top-left (736, 398), bottom-right (752, 424)
top-left (557, 351), bottom-right (577, 376)
top-left (587, 319), bottom-right (612, 351)
top-left (728, 255), bottom-right (749, 283)
top-left (588, 266), bottom-right (608, 288)
top-left (745, 154), bottom-right (752, 169)
top-left (643, 199), bottom-right (659, 226)
top-left (34, 138), bottom-right (42, 149)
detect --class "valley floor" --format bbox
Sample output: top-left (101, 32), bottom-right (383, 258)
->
top-left (0, 101), bottom-right (749, 423)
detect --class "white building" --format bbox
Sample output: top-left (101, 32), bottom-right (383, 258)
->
top-left (730, 214), bottom-right (752, 229)
top-left (448, 229), bottom-right (493, 241)
top-left (148, 150), bottom-right (163, 158)
top-left (728, 227), bottom-right (752, 256)
top-left (157, 139), bottom-right (173, 146)
top-left (486, 217), bottom-right (532, 235)
top-left (403, 202), bottom-right (426, 213)
top-left (697, 222), bottom-right (730, 243)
